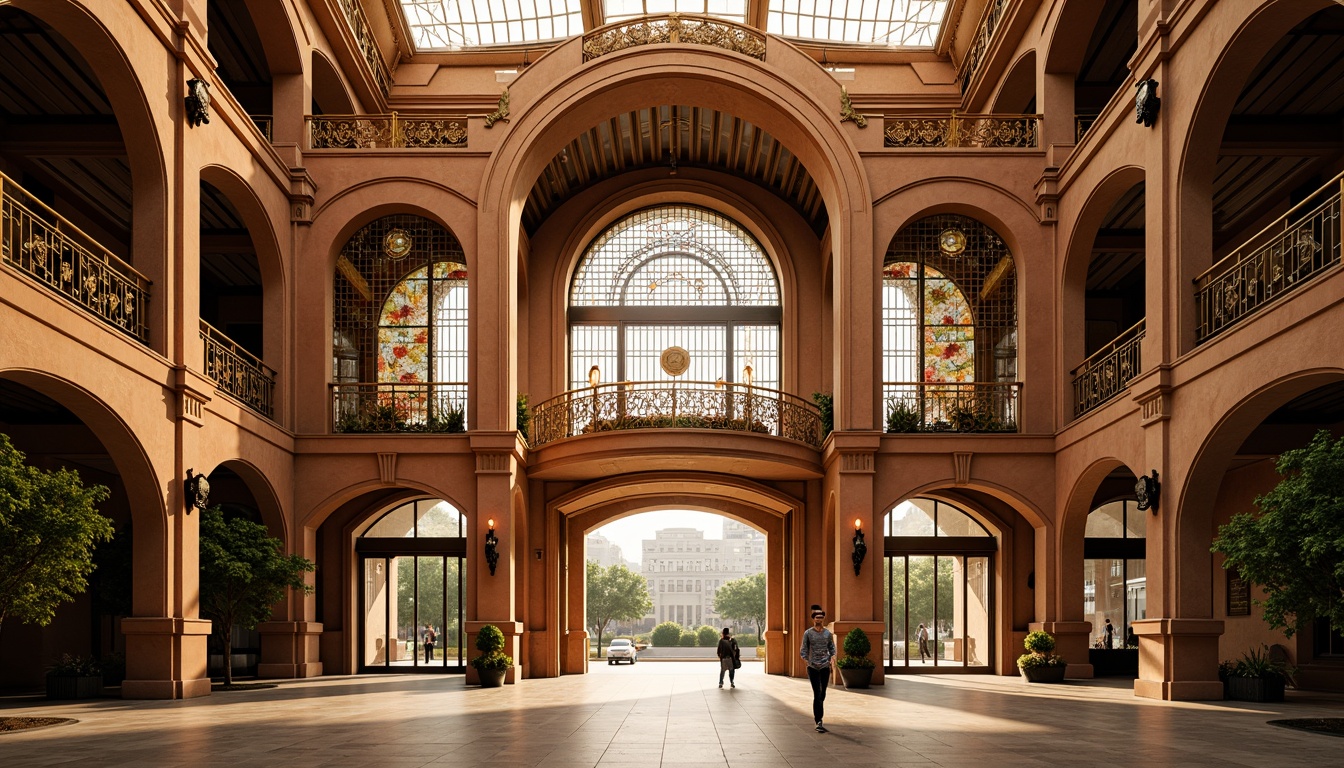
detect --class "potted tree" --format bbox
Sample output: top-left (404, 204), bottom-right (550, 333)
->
top-left (1017, 630), bottom-right (1067, 683)
top-left (46, 654), bottom-right (103, 699)
top-left (837, 627), bottom-right (875, 689)
top-left (470, 624), bottom-right (513, 688)
top-left (1224, 645), bottom-right (1294, 702)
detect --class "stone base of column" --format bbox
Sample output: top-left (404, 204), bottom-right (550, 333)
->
top-left (466, 620), bottom-right (524, 685)
top-left (762, 629), bottom-right (787, 675)
top-left (831, 620), bottom-right (886, 685)
top-left (1030, 621), bottom-right (1094, 679)
top-left (1132, 618), bottom-right (1225, 700)
top-left (562, 628), bottom-right (590, 675)
top-left (257, 621), bottom-right (324, 678)
top-left (120, 617), bottom-right (212, 699)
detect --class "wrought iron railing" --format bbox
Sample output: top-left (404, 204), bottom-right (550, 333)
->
top-left (582, 13), bottom-right (766, 62)
top-left (252, 115), bottom-right (273, 142)
top-left (1071, 320), bottom-right (1144, 418)
top-left (958, 0), bottom-right (1009, 95)
top-left (336, 0), bottom-right (391, 97)
top-left (307, 114), bottom-right (468, 149)
top-left (0, 172), bottom-right (150, 342)
top-left (529, 381), bottom-right (822, 447)
top-left (1075, 113), bottom-right (1098, 143)
top-left (882, 382), bottom-right (1021, 433)
top-left (1194, 172), bottom-right (1342, 344)
top-left (884, 113), bottom-right (1039, 148)
top-left (201, 321), bottom-right (275, 419)
top-left (332, 382), bottom-right (468, 432)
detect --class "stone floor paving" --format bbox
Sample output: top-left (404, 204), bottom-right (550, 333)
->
top-left (2, 663), bottom-right (1342, 766)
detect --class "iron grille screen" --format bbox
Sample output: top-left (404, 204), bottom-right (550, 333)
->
top-left (569, 206), bottom-right (781, 388)
top-left (882, 214), bottom-right (1017, 394)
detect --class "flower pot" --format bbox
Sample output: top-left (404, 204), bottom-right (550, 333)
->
top-left (839, 667), bottom-right (873, 689)
top-left (1019, 665), bottom-right (1066, 683)
top-left (477, 668), bottom-right (507, 688)
top-left (47, 675), bottom-right (104, 699)
top-left (1227, 676), bottom-right (1284, 702)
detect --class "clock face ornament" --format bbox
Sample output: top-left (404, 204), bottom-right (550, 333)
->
top-left (660, 346), bottom-right (691, 377)
top-left (939, 228), bottom-right (967, 256)
top-left (383, 229), bottom-right (413, 260)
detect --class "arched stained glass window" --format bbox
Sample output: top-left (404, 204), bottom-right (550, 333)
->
top-left (333, 215), bottom-right (468, 432)
top-left (569, 205), bottom-right (781, 390)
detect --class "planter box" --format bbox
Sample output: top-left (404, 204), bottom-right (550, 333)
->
top-left (1227, 676), bottom-right (1285, 702)
top-left (1019, 666), bottom-right (1067, 683)
top-left (47, 675), bottom-right (104, 699)
top-left (477, 668), bottom-right (507, 688)
top-left (839, 666), bottom-right (873, 689)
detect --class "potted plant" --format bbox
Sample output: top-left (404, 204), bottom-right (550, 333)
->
top-left (470, 624), bottom-right (513, 688)
top-left (1224, 645), bottom-right (1294, 702)
top-left (837, 627), bottom-right (875, 689)
top-left (1017, 631), bottom-right (1067, 683)
top-left (46, 654), bottom-right (104, 699)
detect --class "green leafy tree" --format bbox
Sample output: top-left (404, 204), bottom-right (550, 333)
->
top-left (199, 507), bottom-right (314, 684)
top-left (713, 572), bottom-right (766, 641)
top-left (0, 434), bottom-right (113, 646)
top-left (650, 621), bottom-right (683, 647)
top-left (586, 560), bottom-right (652, 656)
top-left (1213, 429), bottom-right (1344, 637)
top-left (884, 557), bottom-right (955, 656)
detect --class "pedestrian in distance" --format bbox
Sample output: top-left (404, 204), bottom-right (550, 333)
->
top-left (917, 622), bottom-right (931, 661)
top-left (799, 604), bottom-right (835, 733)
top-left (423, 623), bottom-right (437, 663)
top-left (717, 627), bottom-right (740, 689)
top-left (1103, 617), bottom-right (1115, 649)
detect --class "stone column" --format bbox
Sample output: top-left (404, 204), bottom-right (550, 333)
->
top-left (1133, 618), bottom-right (1224, 700)
top-left (257, 621), bottom-right (324, 678)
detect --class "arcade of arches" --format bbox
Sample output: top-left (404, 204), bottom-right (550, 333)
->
top-left (1, 0), bottom-right (1342, 702)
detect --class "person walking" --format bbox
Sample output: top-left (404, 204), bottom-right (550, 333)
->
top-left (717, 628), bottom-right (740, 689)
top-left (422, 623), bottom-right (437, 663)
top-left (799, 605), bottom-right (835, 733)
top-left (917, 623), bottom-right (931, 661)
top-left (1103, 618), bottom-right (1115, 649)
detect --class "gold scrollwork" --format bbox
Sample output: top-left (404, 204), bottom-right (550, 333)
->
top-left (840, 87), bottom-right (867, 129)
top-left (582, 14), bottom-right (766, 61)
top-left (484, 89), bottom-right (510, 128)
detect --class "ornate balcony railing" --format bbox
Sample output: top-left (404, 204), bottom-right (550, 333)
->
top-left (332, 382), bottom-right (468, 433)
top-left (958, 0), bottom-right (1009, 95)
top-left (201, 321), bottom-right (275, 419)
top-left (882, 382), bottom-right (1021, 433)
top-left (1075, 113), bottom-right (1098, 143)
top-left (1195, 172), bottom-right (1342, 344)
top-left (336, 0), bottom-right (391, 97)
top-left (529, 380), bottom-right (822, 448)
top-left (0, 172), bottom-right (150, 343)
top-left (582, 13), bottom-right (766, 62)
top-left (1071, 320), bottom-right (1144, 418)
top-left (252, 115), bottom-right (273, 142)
top-left (884, 113), bottom-right (1039, 148)
top-left (308, 113), bottom-right (468, 149)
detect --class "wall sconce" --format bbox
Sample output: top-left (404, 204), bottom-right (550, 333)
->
top-left (1135, 470), bottom-right (1161, 514)
top-left (185, 78), bottom-right (211, 127)
top-left (485, 518), bottom-right (500, 576)
top-left (183, 468), bottom-right (210, 514)
top-left (588, 365), bottom-right (601, 388)
top-left (851, 517), bottom-right (867, 576)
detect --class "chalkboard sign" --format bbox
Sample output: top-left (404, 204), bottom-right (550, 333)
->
top-left (1227, 570), bottom-right (1251, 617)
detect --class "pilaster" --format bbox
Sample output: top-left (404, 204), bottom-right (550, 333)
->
top-left (120, 616), bottom-right (211, 699)
top-left (257, 621), bottom-right (325, 678)
top-left (1132, 617), bottom-right (1225, 700)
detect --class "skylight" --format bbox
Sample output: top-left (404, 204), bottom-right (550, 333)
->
top-left (400, 0), bottom-right (583, 50)
top-left (602, 0), bottom-right (748, 25)
top-left (768, 0), bottom-right (949, 47)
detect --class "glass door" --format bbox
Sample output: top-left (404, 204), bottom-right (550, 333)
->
top-left (884, 554), bottom-right (993, 672)
top-left (361, 554), bottom-right (465, 671)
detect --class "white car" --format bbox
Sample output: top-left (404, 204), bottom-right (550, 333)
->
top-left (606, 638), bottom-right (638, 665)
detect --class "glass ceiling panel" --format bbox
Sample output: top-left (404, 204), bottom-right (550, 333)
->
top-left (400, 0), bottom-right (583, 50)
top-left (603, 0), bottom-right (748, 25)
top-left (767, 0), bottom-right (949, 47)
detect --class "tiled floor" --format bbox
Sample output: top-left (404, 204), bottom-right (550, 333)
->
top-left (2, 663), bottom-right (1341, 767)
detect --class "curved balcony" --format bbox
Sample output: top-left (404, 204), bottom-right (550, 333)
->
top-left (529, 381), bottom-right (823, 448)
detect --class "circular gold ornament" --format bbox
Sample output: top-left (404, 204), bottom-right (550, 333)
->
top-left (660, 346), bottom-right (691, 377)
top-left (938, 228), bottom-right (967, 256)
top-left (383, 229), bottom-right (413, 260)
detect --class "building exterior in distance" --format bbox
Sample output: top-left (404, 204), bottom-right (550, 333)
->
top-left (643, 521), bottom-right (766, 630)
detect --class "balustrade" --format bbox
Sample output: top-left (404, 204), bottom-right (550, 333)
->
top-left (882, 382), bottom-right (1021, 433)
top-left (582, 14), bottom-right (766, 61)
top-left (529, 380), bottom-right (822, 447)
top-left (332, 382), bottom-right (468, 432)
top-left (958, 0), bottom-right (1009, 94)
top-left (336, 0), bottom-right (391, 97)
top-left (1071, 320), bottom-right (1144, 418)
top-left (252, 115), bottom-right (273, 142)
top-left (884, 113), bottom-right (1039, 148)
top-left (308, 113), bottom-right (468, 149)
top-left (0, 172), bottom-right (150, 343)
top-left (1194, 173), bottom-right (1342, 344)
top-left (201, 321), bottom-right (276, 419)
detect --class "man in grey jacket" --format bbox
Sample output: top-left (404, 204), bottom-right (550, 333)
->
top-left (799, 605), bottom-right (836, 732)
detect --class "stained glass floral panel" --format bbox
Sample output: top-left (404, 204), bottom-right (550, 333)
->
top-left (378, 326), bottom-right (430, 383)
top-left (923, 326), bottom-right (973, 382)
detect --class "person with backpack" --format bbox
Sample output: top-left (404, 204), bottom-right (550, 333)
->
top-left (423, 623), bottom-right (437, 663)
top-left (717, 627), bottom-right (741, 689)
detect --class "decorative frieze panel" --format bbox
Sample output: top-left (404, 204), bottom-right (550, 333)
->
top-left (308, 114), bottom-right (468, 149)
top-left (582, 14), bottom-right (766, 62)
top-left (884, 113), bottom-right (1039, 148)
